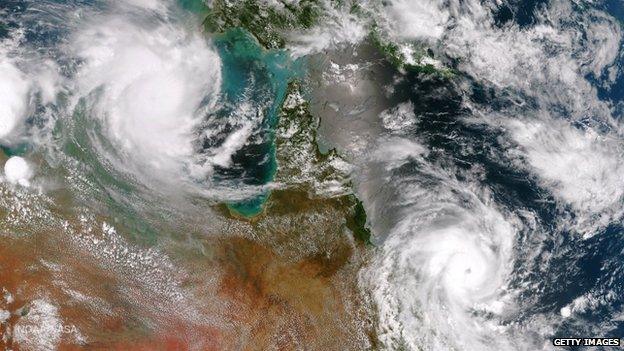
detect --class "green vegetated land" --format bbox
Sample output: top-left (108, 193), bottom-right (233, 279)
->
top-left (203, 0), bottom-right (324, 49)
top-left (197, 0), bottom-right (475, 243)
top-left (202, 0), bottom-right (453, 75)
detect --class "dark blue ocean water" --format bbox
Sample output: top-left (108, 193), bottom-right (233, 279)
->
top-left (384, 0), bottom-right (624, 344)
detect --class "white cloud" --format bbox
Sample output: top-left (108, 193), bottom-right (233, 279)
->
top-left (72, 14), bottom-right (222, 177)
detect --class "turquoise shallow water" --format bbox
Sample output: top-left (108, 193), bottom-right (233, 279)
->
top-left (60, 2), bottom-right (304, 220)
top-left (213, 28), bottom-right (304, 216)
top-left (178, 0), bottom-right (209, 14)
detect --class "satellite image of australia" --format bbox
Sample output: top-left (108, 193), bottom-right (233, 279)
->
top-left (0, 0), bottom-right (624, 350)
